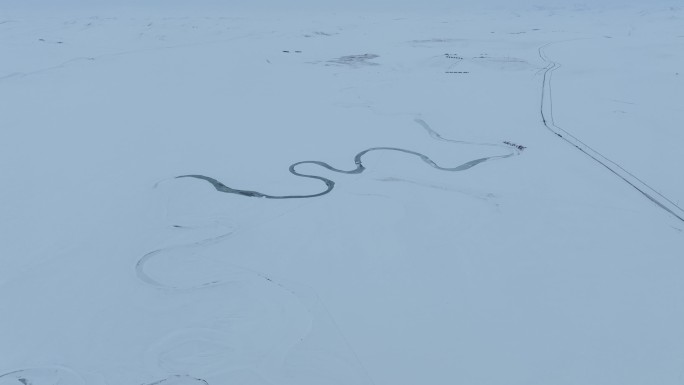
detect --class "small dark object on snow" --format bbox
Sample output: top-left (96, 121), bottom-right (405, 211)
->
top-left (503, 140), bottom-right (526, 151)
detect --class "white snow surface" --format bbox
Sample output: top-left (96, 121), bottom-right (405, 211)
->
top-left (1, 2), bottom-right (684, 384)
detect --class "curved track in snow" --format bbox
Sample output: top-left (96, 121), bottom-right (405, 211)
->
top-left (135, 232), bottom-right (236, 289)
top-left (178, 119), bottom-right (518, 199)
top-left (538, 43), bottom-right (684, 223)
top-left (136, 227), bottom-right (373, 384)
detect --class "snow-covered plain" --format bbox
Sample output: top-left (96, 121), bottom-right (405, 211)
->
top-left (2, 1), bottom-right (684, 384)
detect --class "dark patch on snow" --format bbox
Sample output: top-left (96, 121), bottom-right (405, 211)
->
top-left (327, 53), bottom-right (379, 67)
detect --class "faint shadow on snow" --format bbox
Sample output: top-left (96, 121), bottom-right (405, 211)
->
top-left (375, 176), bottom-right (499, 205)
top-left (0, 367), bottom-right (85, 385)
top-left (407, 38), bottom-right (465, 48)
top-left (471, 54), bottom-right (536, 71)
top-left (145, 375), bottom-right (209, 385)
top-left (303, 31), bottom-right (338, 38)
top-left (326, 53), bottom-right (380, 67)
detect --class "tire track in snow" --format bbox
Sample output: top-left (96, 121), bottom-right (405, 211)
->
top-left (538, 43), bottom-right (684, 223)
top-left (179, 119), bottom-right (519, 199)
